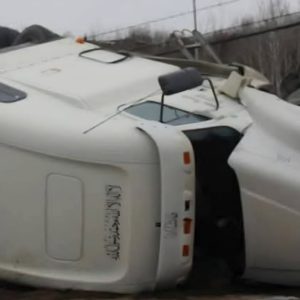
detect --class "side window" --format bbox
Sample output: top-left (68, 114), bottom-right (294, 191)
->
top-left (125, 101), bottom-right (210, 125)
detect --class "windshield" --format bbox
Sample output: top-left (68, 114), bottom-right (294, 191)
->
top-left (125, 101), bottom-right (210, 125)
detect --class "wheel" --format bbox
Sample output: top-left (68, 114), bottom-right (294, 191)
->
top-left (0, 27), bottom-right (19, 48)
top-left (13, 25), bottom-right (60, 45)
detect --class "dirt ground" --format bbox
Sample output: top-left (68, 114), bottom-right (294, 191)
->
top-left (1, 277), bottom-right (300, 300)
top-left (0, 257), bottom-right (298, 300)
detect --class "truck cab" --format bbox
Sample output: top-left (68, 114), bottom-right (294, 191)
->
top-left (1, 32), bottom-right (300, 293)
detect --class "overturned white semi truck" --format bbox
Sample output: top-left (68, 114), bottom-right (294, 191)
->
top-left (0, 25), bottom-right (299, 293)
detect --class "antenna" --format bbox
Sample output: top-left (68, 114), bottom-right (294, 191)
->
top-left (193, 0), bottom-right (199, 59)
top-left (193, 0), bottom-right (198, 31)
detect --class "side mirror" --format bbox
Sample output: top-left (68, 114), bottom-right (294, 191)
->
top-left (158, 68), bottom-right (219, 123)
top-left (158, 67), bottom-right (204, 95)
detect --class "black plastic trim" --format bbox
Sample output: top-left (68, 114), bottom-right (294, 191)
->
top-left (79, 48), bottom-right (130, 64)
top-left (0, 83), bottom-right (27, 103)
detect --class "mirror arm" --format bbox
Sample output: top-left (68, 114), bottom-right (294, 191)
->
top-left (204, 78), bottom-right (219, 110)
top-left (159, 93), bottom-right (165, 123)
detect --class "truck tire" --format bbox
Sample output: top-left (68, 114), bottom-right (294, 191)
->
top-left (0, 27), bottom-right (19, 48)
top-left (13, 25), bottom-right (60, 46)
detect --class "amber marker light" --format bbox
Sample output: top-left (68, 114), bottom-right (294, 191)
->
top-left (183, 151), bottom-right (191, 165)
top-left (183, 218), bottom-right (192, 234)
top-left (76, 36), bottom-right (85, 44)
top-left (182, 245), bottom-right (190, 257)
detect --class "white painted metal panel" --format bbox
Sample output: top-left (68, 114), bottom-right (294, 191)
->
top-left (137, 121), bottom-right (195, 287)
top-left (230, 89), bottom-right (300, 284)
top-left (46, 174), bottom-right (83, 261)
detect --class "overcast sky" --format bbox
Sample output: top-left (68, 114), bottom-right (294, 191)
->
top-left (0, 0), bottom-right (298, 39)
